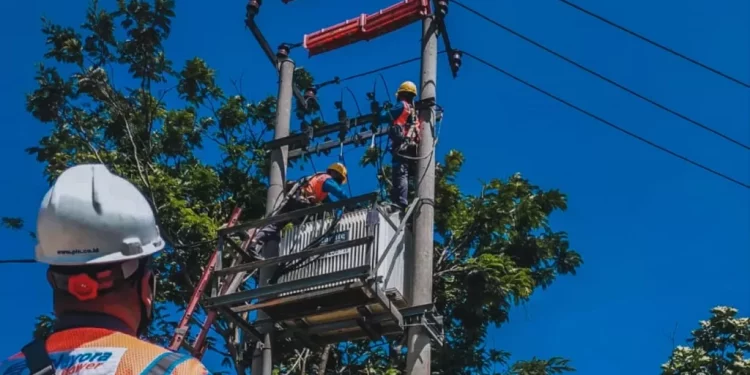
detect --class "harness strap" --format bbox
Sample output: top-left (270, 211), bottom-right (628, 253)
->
top-left (20, 339), bottom-right (55, 375)
top-left (293, 173), bottom-right (325, 202)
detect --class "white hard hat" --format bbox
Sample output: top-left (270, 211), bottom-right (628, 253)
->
top-left (35, 164), bottom-right (165, 266)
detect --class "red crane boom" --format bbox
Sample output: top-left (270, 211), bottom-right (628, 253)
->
top-left (303, 0), bottom-right (431, 57)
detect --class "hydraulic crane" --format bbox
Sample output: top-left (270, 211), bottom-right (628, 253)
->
top-left (303, 0), bottom-right (431, 57)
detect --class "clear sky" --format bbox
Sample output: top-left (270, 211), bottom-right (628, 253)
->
top-left (0, 0), bottom-right (748, 374)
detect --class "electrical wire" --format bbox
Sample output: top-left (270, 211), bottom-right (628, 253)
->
top-left (376, 74), bottom-right (393, 200)
top-left (338, 57), bottom-right (421, 83)
top-left (342, 87), bottom-right (363, 116)
top-left (318, 52), bottom-right (447, 88)
top-left (0, 259), bottom-right (36, 264)
top-left (558, 0), bottom-right (750, 89)
top-left (463, 50), bottom-right (750, 190)
top-left (339, 150), bottom-right (354, 197)
top-left (453, 0), bottom-right (750, 151)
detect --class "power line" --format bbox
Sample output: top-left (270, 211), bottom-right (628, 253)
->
top-left (453, 0), bottom-right (750, 151)
top-left (339, 57), bottom-right (423, 83)
top-left (558, 0), bottom-right (750, 89)
top-left (317, 52), bottom-right (447, 88)
top-left (462, 51), bottom-right (750, 190)
top-left (0, 259), bottom-right (36, 264)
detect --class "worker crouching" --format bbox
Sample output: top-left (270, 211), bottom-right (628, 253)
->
top-left (386, 80), bottom-right (420, 210)
top-left (0, 164), bottom-right (211, 375)
top-left (250, 162), bottom-right (349, 255)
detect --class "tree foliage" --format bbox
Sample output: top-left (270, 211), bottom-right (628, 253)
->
top-left (661, 306), bottom-right (750, 375)
top-left (6, 1), bottom-right (583, 374)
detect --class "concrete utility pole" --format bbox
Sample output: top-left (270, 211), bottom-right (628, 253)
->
top-left (256, 48), bottom-right (295, 375)
top-left (406, 12), bottom-right (438, 375)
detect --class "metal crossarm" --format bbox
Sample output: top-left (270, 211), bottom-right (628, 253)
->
top-left (263, 132), bottom-right (311, 151)
top-left (264, 113), bottom-right (378, 151)
top-left (289, 127), bottom-right (388, 160)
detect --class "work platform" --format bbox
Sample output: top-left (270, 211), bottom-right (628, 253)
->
top-left (202, 193), bottom-right (444, 348)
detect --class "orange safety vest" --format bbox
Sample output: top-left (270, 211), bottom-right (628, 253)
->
top-left (0, 327), bottom-right (210, 375)
top-left (300, 173), bottom-right (332, 204)
top-left (392, 100), bottom-right (420, 143)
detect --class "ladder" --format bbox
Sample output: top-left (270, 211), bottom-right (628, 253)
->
top-left (168, 207), bottom-right (262, 358)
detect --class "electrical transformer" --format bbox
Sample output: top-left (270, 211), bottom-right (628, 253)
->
top-left (277, 206), bottom-right (411, 304)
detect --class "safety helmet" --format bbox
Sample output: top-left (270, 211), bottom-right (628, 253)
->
top-left (35, 164), bottom-right (165, 266)
top-left (326, 162), bottom-right (348, 184)
top-left (395, 81), bottom-right (418, 98)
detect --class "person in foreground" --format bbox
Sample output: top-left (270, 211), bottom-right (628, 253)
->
top-left (0, 164), bottom-right (211, 375)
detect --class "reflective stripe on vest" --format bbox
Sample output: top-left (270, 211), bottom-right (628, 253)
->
top-left (140, 352), bottom-right (191, 375)
top-left (301, 174), bottom-right (331, 203)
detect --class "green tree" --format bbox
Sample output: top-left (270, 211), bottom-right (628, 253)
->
top-left (661, 306), bottom-right (750, 375)
top-left (4, 1), bottom-right (583, 374)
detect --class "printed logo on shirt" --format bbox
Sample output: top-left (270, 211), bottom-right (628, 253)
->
top-left (0, 347), bottom-right (127, 375)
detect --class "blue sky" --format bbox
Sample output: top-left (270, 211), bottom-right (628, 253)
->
top-left (0, 0), bottom-right (748, 374)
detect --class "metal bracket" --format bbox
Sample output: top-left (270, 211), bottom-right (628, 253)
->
top-left (289, 127), bottom-right (388, 160)
top-left (414, 97), bottom-right (436, 110)
top-left (401, 303), bottom-right (445, 347)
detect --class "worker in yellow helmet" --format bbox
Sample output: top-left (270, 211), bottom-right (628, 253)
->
top-left (380, 80), bottom-right (420, 210)
top-left (250, 162), bottom-right (349, 254)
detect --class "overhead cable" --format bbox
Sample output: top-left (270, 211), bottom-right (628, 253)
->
top-left (317, 51), bottom-right (447, 88)
top-left (463, 51), bottom-right (750, 190)
top-left (453, 0), bottom-right (750, 151)
top-left (558, 0), bottom-right (750, 88)
top-left (0, 259), bottom-right (36, 264)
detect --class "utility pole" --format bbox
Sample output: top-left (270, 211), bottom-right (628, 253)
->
top-left (406, 11), bottom-right (438, 375)
top-left (256, 45), bottom-right (295, 375)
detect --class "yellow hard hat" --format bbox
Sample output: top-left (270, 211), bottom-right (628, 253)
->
top-left (326, 162), bottom-right (348, 184)
top-left (395, 81), bottom-right (418, 97)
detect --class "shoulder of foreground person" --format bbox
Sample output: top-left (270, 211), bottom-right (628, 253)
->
top-left (0, 334), bottom-right (213, 375)
top-left (135, 338), bottom-right (212, 375)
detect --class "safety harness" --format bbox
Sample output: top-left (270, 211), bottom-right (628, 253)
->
top-left (285, 172), bottom-right (330, 206)
top-left (392, 100), bottom-right (420, 153)
top-left (20, 339), bottom-right (55, 375)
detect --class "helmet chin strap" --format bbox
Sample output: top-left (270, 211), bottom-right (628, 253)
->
top-left (136, 303), bottom-right (152, 337)
top-left (136, 267), bottom-right (157, 337)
